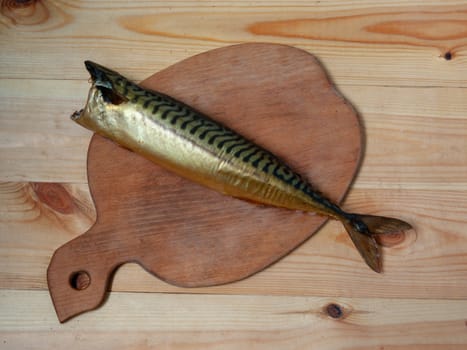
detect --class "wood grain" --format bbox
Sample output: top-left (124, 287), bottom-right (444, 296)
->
top-left (1, 1), bottom-right (466, 86)
top-left (1, 0), bottom-right (467, 347)
top-left (2, 290), bottom-right (467, 350)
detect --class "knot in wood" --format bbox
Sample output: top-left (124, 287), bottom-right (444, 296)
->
top-left (32, 183), bottom-right (75, 214)
top-left (1, 0), bottom-right (48, 27)
top-left (325, 303), bottom-right (344, 319)
top-left (4, 0), bottom-right (36, 8)
top-left (376, 231), bottom-right (406, 247)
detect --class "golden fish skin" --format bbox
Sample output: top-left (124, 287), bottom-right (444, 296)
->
top-left (72, 61), bottom-right (413, 273)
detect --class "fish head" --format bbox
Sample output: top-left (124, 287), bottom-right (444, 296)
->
top-left (71, 61), bottom-right (131, 134)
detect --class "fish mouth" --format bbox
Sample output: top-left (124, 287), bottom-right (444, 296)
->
top-left (70, 62), bottom-right (101, 123)
top-left (71, 62), bottom-right (129, 125)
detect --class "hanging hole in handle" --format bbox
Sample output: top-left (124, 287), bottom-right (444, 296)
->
top-left (69, 270), bottom-right (91, 290)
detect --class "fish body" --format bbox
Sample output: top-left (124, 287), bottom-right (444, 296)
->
top-left (73, 61), bottom-right (413, 272)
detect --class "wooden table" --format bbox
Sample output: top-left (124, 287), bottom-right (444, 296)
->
top-left (1, 1), bottom-right (467, 349)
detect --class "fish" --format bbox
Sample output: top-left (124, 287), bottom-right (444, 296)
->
top-left (72, 61), bottom-right (413, 273)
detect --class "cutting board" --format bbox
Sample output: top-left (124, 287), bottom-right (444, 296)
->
top-left (47, 43), bottom-right (363, 322)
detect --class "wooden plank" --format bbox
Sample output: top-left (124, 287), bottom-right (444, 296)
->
top-left (0, 80), bottom-right (90, 182)
top-left (1, 0), bottom-right (466, 347)
top-left (1, 290), bottom-right (466, 349)
top-left (1, 1), bottom-right (466, 86)
top-left (3, 79), bottom-right (466, 119)
top-left (1, 80), bottom-right (467, 186)
top-left (1, 182), bottom-right (466, 299)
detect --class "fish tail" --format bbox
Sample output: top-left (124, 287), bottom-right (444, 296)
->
top-left (342, 214), bottom-right (413, 273)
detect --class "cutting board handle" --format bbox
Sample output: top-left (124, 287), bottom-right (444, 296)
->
top-left (47, 224), bottom-right (121, 322)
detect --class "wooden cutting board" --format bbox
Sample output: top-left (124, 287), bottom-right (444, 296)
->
top-left (47, 43), bottom-right (363, 322)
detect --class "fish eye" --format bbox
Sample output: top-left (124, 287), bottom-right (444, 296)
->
top-left (97, 86), bottom-right (126, 105)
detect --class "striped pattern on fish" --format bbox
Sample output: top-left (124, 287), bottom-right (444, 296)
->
top-left (72, 61), bottom-right (413, 273)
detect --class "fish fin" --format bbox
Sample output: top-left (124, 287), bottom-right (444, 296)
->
top-left (352, 214), bottom-right (413, 236)
top-left (343, 214), bottom-right (413, 273)
top-left (343, 220), bottom-right (382, 273)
